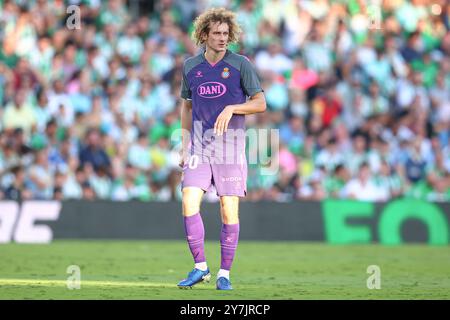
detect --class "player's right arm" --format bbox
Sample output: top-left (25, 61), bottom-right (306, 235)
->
top-left (179, 58), bottom-right (194, 168)
top-left (179, 99), bottom-right (192, 168)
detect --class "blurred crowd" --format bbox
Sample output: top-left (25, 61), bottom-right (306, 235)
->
top-left (0, 0), bottom-right (449, 203)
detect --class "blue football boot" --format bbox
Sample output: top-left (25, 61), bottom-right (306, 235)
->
top-left (216, 277), bottom-right (233, 290)
top-left (177, 268), bottom-right (211, 289)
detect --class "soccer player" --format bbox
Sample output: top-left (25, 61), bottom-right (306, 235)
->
top-left (177, 8), bottom-right (266, 290)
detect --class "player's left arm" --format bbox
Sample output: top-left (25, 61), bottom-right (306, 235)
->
top-left (228, 92), bottom-right (266, 115)
top-left (215, 57), bottom-right (266, 136)
top-left (214, 92), bottom-right (266, 136)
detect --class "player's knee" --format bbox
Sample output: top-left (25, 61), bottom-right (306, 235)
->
top-left (221, 212), bottom-right (239, 224)
top-left (220, 196), bottom-right (239, 224)
top-left (182, 201), bottom-right (200, 216)
top-left (182, 188), bottom-right (203, 216)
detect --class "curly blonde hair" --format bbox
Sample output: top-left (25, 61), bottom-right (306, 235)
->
top-left (192, 8), bottom-right (241, 47)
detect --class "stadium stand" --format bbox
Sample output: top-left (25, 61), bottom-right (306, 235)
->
top-left (0, 0), bottom-right (449, 202)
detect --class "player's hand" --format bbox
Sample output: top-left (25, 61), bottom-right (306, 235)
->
top-left (214, 106), bottom-right (235, 136)
top-left (179, 149), bottom-right (188, 168)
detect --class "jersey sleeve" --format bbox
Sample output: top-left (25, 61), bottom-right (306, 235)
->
top-left (180, 62), bottom-right (192, 100)
top-left (240, 57), bottom-right (263, 97)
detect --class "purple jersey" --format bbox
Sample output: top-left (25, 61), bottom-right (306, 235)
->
top-left (181, 50), bottom-right (263, 163)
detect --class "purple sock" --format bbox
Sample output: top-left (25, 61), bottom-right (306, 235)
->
top-left (220, 223), bottom-right (240, 270)
top-left (184, 213), bottom-right (206, 263)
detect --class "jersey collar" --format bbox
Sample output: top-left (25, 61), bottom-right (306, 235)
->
top-left (203, 49), bottom-right (230, 67)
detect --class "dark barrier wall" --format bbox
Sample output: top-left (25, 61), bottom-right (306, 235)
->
top-left (47, 200), bottom-right (324, 241)
top-left (0, 198), bottom-right (449, 244)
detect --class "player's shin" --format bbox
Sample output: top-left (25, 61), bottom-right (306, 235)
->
top-left (184, 213), bottom-right (207, 270)
top-left (219, 223), bottom-right (240, 277)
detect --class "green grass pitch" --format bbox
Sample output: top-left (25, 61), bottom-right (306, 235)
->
top-left (0, 240), bottom-right (449, 299)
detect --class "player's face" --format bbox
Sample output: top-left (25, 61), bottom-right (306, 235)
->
top-left (204, 22), bottom-right (229, 53)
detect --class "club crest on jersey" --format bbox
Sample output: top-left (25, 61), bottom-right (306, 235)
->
top-left (197, 81), bottom-right (227, 98)
top-left (221, 67), bottom-right (230, 79)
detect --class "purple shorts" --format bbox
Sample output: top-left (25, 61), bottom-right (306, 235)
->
top-left (181, 154), bottom-right (247, 197)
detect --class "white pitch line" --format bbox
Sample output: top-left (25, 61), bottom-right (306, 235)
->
top-left (0, 279), bottom-right (183, 288)
top-left (0, 278), bottom-right (256, 290)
